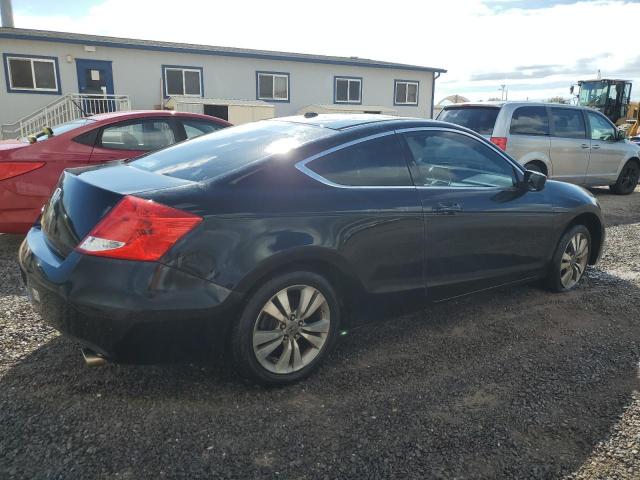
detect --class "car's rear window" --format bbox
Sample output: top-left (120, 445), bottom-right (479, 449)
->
top-left (130, 120), bottom-right (333, 182)
top-left (20, 118), bottom-right (96, 143)
top-left (437, 107), bottom-right (499, 135)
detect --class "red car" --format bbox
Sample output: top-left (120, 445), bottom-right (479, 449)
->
top-left (0, 111), bottom-right (230, 234)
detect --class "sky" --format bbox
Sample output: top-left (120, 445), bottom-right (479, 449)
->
top-left (10, 0), bottom-right (640, 104)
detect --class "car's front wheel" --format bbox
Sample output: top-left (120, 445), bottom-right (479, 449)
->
top-left (231, 271), bottom-right (340, 385)
top-left (610, 160), bottom-right (639, 195)
top-left (545, 225), bottom-right (591, 292)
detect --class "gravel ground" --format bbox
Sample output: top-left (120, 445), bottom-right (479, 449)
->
top-left (1, 187), bottom-right (640, 479)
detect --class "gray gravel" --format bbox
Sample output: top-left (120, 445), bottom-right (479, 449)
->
top-left (1, 188), bottom-right (640, 479)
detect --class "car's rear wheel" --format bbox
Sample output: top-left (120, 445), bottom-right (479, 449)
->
top-left (610, 160), bottom-right (639, 195)
top-left (231, 271), bottom-right (340, 385)
top-left (545, 225), bottom-right (591, 292)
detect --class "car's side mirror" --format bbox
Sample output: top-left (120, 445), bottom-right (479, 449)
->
top-left (524, 170), bottom-right (546, 191)
top-left (617, 129), bottom-right (627, 141)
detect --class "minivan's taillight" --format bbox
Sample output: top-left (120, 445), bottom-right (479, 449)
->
top-left (76, 195), bottom-right (202, 261)
top-left (490, 137), bottom-right (508, 151)
top-left (0, 161), bottom-right (46, 181)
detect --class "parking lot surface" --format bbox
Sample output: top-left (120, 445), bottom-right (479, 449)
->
top-left (1, 187), bottom-right (640, 479)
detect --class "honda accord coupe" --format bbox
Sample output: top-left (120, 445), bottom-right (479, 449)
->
top-left (19, 114), bottom-right (605, 385)
top-left (1, 110), bottom-right (230, 234)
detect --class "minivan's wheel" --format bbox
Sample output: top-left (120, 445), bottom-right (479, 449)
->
top-left (545, 225), bottom-right (591, 292)
top-left (610, 160), bottom-right (640, 195)
top-left (231, 271), bottom-right (340, 385)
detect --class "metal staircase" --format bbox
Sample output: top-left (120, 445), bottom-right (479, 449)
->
top-left (1, 93), bottom-right (131, 140)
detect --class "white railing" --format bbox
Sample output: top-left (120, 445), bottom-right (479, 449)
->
top-left (1, 94), bottom-right (131, 140)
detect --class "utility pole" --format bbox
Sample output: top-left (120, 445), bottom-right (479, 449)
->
top-left (499, 84), bottom-right (508, 101)
top-left (1, 0), bottom-right (14, 28)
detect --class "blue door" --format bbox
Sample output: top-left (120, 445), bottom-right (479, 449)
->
top-left (76, 59), bottom-right (115, 114)
top-left (76, 59), bottom-right (114, 95)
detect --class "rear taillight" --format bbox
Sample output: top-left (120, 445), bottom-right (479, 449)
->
top-left (76, 195), bottom-right (203, 261)
top-left (490, 137), bottom-right (508, 151)
top-left (0, 161), bottom-right (46, 181)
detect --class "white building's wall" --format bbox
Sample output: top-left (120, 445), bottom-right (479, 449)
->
top-left (0, 37), bottom-right (436, 127)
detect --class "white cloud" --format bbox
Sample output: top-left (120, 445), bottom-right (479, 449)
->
top-left (13, 0), bottom-right (640, 103)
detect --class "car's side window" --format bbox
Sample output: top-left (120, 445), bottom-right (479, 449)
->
top-left (401, 130), bottom-right (516, 188)
top-left (550, 108), bottom-right (586, 139)
top-left (305, 134), bottom-right (413, 187)
top-left (100, 119), bottom-right (176, 151)
top-left (182, 119), bottom-right (225, 140)
top-left (510, 106), bottom-right (549, 136)
top-left (586, 111), bottom-right (616, 141)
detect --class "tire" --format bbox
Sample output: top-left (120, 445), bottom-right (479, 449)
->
top-left (231, 271), bottom-right (340, 385)
top-left (545, 225), bottom-right (591, 293)
top-left (524, 162), bottom-right (545, 175)
top-left (610, 160), bottom-right (640, 195)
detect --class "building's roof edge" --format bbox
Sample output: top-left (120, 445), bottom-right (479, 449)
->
top-left (0, 28), bottom-right (447, 74)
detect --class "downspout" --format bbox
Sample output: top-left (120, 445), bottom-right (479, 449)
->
top-left (430, 71), bottom-right (441, 119)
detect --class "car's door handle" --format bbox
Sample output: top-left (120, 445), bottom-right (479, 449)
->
top-left (581, 144), bottom-right (590, 149)
top-left (433, 202), bottom-right (463, 214)
top-left (591, 144), bottom-right (600, 150)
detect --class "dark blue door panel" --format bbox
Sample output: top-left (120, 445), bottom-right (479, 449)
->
top-left (419, 186), bottom-right (556, 300)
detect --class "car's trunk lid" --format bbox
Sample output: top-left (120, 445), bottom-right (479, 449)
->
top-left (41, 163), bottom-right (193, 258)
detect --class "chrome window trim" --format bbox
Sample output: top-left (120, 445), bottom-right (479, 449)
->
top-left (295, 131), bottom-right (415, 190)
top-left (295, 126), bottom-right (523, 190)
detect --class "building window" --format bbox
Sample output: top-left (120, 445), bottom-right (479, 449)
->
top-left (334, 77), bottom-right (362, 104)
top-left (4, 54), bottom-right (60, 94)
top-left (257, 72), bottom-right (289, 102)
top-left (394, 80), bottom-right (419, 106)
top-left (162, 65), bottom-right (203, 97)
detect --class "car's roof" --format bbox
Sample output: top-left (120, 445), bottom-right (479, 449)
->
top-left (88, 110), bottom-right (229, 124)
top-left (442, 101), bottom-right (585, 110)
top-left (274, 114), bottom-right (448, 131)
top-left (441, 102), bottom-right (505, 109)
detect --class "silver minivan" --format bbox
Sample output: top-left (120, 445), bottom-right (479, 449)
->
top-left (437, 102), bottom-right (640, 195)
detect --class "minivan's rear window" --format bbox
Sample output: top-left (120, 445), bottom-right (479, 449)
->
top-left (130, 120), bottom-right (332, 182)
top-left (437, 107), bottom-right (500, 135)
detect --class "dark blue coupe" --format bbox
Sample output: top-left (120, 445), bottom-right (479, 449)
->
top-left (19, 114), bottom-right (605, 384)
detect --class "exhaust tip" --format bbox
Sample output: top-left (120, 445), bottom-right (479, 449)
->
top-left (82, 348), bottom-right (107, 367)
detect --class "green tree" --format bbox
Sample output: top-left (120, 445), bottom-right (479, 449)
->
top-left (547, 96), bottom-right (569, 104)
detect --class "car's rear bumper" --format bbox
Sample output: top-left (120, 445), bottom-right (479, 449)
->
top-left (18, 226), bottom-right (242, 362)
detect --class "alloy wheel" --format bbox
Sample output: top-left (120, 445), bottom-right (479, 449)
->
top-left (560, 232), bottom-right (589, 289)
top-left (252, 285), bottom-right (331, 374)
